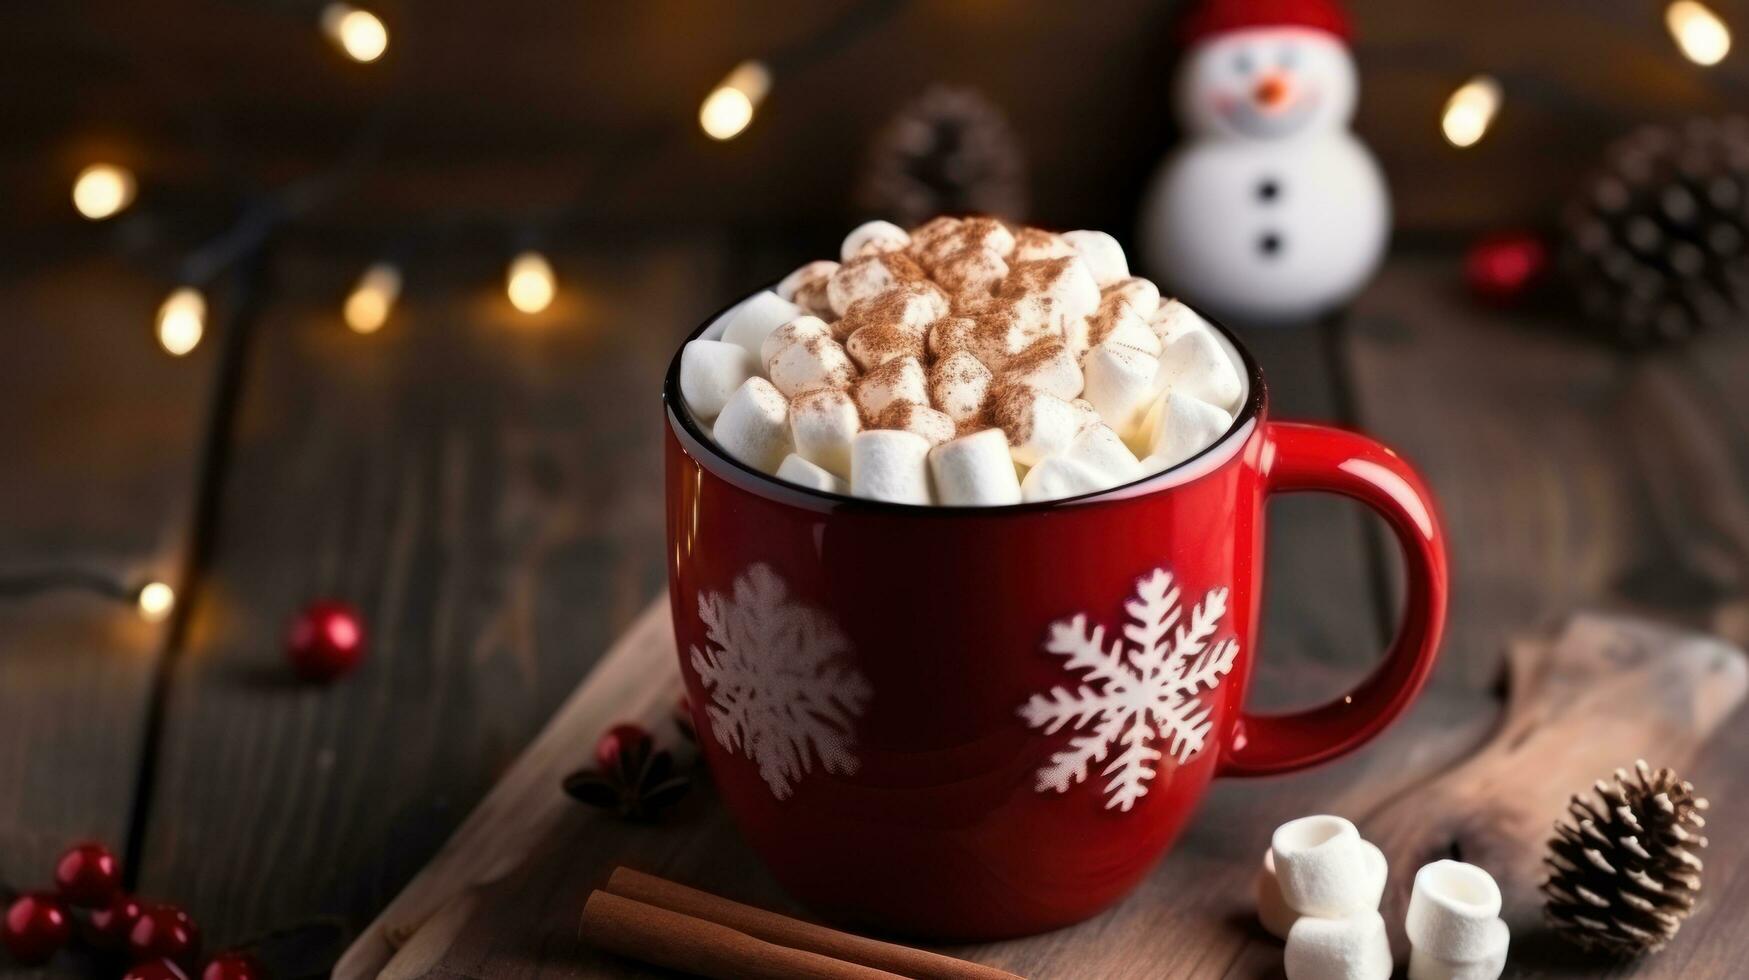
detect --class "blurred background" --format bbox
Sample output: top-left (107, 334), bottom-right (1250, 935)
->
top-left (4, 1), bottom-right (1749, 976)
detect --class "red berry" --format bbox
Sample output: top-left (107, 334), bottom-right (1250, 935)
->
top-left (129, 904), bottom-right (201, 969)
top-left (89, 893), bottom-right (147, 948)
top-left (202, 950), bottom-right (268, 980)
top-left (1465, 231), bottom-right (1547, 305)
top-left (54, 841), bottom-right (122, 907)
top-left (286, 600), bottom-right (366, 682)
top-left (126, 960), bottom-right (191, 980)
top-left (2, 893), bottom-right (71, 965)
top-left (595, 722), bottom-right (652, 771)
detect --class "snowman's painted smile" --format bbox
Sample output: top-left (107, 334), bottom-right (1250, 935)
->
top-left (1213, 85), bottom-right (1323, 140)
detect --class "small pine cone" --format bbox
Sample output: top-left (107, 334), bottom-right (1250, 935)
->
top-left (858, 85), bottom-right (1028, 227)
top-left (1542, 759), bottom-right (1709, 957)
top-left (1558, 116), bottom-right (1749, 347)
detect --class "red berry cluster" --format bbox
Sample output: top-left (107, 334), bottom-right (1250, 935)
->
top-left (0, 841), bottom-right (266, 980)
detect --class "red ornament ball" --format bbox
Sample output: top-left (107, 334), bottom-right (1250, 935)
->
top-left (202, 950), bottom-right (268, 980)
top-left (129, 904), bottom-right (202, 969)
top-left (1465, 231), bottom-right (1548, 305)
top-left (89, 893), bottom-right (147, 949)
top-left (595, 722), bottom-right (652, 771)
top-left (2, 893), bottom-right (72, 965)
top-left (126, 960), bottom-right (191, 980)
top-left (54, 840), bottom-right (123, 907)
top-left (286, 601), bottom-right (366, 682)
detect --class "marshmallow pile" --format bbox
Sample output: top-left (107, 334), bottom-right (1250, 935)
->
top-left (1260, 816), bottom-right (1509, 980)
top-left (678, 216), bottom-right (1244, 506)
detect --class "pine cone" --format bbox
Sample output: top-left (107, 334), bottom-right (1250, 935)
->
top-left (1542, 760), bottom-right (1709, 957)
top-left (859, 86), bottom-right (1027, 227)
top-left (1558, 117), bottom-right (1749, 347)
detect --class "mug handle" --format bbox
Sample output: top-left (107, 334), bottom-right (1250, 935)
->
top-left (1218, 421), bottom-right (1449, 777)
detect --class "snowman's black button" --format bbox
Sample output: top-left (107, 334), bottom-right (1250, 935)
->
top-left (1256, 179), bottom-right (1281, 202)
top-left (1259, 232), bottom-right (1283, 257)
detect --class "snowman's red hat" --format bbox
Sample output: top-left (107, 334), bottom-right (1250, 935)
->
top-left (1180, 0), bottom-right (1351, 46)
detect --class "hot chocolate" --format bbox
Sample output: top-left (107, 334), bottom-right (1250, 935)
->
top-left (679, 216), bottom-right (1244, 505)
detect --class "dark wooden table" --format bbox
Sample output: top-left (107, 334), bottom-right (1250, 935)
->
top-left (4, 240), bottom-right (1748, 979)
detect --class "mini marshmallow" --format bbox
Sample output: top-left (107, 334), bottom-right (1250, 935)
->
top-left (1062, 229), bottom-right (1130, 286)
top-left (679, 339), bottom-right (757, 420)
top-left (1157, 326), bottom-right (1243, 413)
top-left (1405, 861), bottom-right (1504, 965)
top-left (854, 356), bottom-right (929, 420)
top-left (850, 429), bottom-right (933, 504)
top-left (776, 260), bottom-right (839, 318)
top-left (761, 315), bottom-right (832, 368)
top-left (926, 316), bottom-right (980, 361)
top-left (1406, 920), bottom-right (1508, 980)
top-left (1062, 423), bottom-right (1143, 485)
top-left (776, 454), bottom-right (848, 495)
top-left (767, 331), bottom-right (857, 398)
top-left (906, 216), bottom-right (964, 268)
top-left (1151, 297), bottom-right (1213, 344)
top-left (1258, 849), bottom-right (1299, 941)
top-left (990, 386), bottom-right (1086, 466)
top-left (721, 291), bottom-right (806, 362)
top-left (841, 219), bottom-right (910, 261)
top-left (1102, 277), bottom-right (1161, 319)
top-left (1006, 340), bottom-right (1084, 400)
top-left (956, 216), bottom-right (1016, 258)
top-left (1285, 911), bottom-right (1392, 980)
top-left (828, 252), bottom-right (928, 317)
top-left (842, 281), bottom-right (950, 338)
top-left (1021, 455), bottom-right (1108, 502)
top-left (911, 216), bottom-right (1014, 270)
top-left (930, 429), bottom-right (1022, 506)
top-left (932, 248), bottom-right (1009, 298)
top-left (711, 377), bottom-right (793, 474)
top-left (1000, 256), bottom-right (1102, 335)
top-left (1142, 392), bottom-right (1234, 468)
top-left (845, 321), bottom-right (926, 371)
top-left (1011, 227), bottom-right (1078, 261)
top-left (1271, 815), bottom-right (1373, 919)
top-left (1071, 298), bottom-right (1162, 358)
top-left (1081, 341), bottom-right (1162, 439)
top-left (790, 388), bottom-right (861, 478)
top-left (927, 351), bottom-right (993, 426)
top-left (876, 402), bottom-right (956, 447)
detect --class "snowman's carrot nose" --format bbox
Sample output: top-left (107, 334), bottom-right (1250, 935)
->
top-left (1252, 74), bottom-right (1292, 109)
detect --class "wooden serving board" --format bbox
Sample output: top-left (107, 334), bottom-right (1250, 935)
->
top-left (335, 599), bottom-right (1746, 979)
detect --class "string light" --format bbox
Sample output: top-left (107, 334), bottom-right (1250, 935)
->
top-left (1441, 76), bottom-right (1502, 148)
top-left (321, 3), bottom-right (389, 63)
top-left (699, 61), bottom-right (771, 141)
top-left (136, 581), bottom-right (175, 622)
top-left (1667, 1), bottom-right (1731, 66)
top-left (71, 164), bottom-right (136, 221)
top-left (506, 251), bottom-right (556, 314)
top-left (156, 287), bottom-right (206, 356)
top-left (343, 262), bottom-right (401, 333)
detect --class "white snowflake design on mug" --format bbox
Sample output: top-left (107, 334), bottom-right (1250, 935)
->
top-left (1019, 567), bottom-right (1239, 811)
top-left (690, 563), bottom-right (873, 800)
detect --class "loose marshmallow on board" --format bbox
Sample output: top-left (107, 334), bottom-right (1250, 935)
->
top-left (789, 388), bottom-right (861, 478)
top-left (1082, 342), bottom-right (1162, 439)
top-left (711, 377), bottom-right (793, 474)
top-left (850, 429), bottom-right (933, 505)
top-left (679, 339), bottom-right (757, 420)
top-left (1406, 921), bottom-right (1509, 980)
top-left (1271, 816), bottom-right (1377, 919)
top-left (721, 291), bottom-right (805, 362)
top-left (1285, 911), bottom-right (1392, 980)
top-left (1143, 392), bottom-right (1234, 469)
top-left (1062, 229), bottom-right (1130, 287)
top-left (776, 454), bottom-right (847, 495)
top-left (841, 220), bottom-right (910, 261)
top-left (1021, 455), bottom-right (1109, 502)
top-left (1405, 862), bottom-right (1505, 965)
top-left (1258, 849), bottom-right (1300, 941)
top-left (929, 429), bottom-right (1023, 506)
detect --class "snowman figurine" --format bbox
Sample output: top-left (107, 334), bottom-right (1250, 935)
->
top-left (1141, 0), bottom-right (1388, 324)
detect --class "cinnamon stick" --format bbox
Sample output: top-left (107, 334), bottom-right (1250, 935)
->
top-left (604, 867), bottom-right (1022, 980)
top-left (581, 890), bottom-right (903, 980)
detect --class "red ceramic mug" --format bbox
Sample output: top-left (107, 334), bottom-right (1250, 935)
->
top-left (664, 294), bottom-right (1447, 941)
